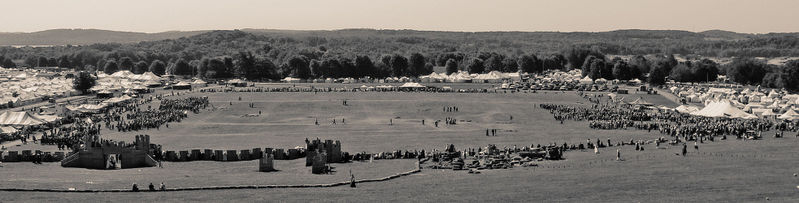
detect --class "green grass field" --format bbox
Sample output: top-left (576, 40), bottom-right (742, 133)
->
top-left (2, 86), bottom-right (799, 202)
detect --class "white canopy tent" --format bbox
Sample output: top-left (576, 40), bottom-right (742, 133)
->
top-left (690, 100), bottom-right (756, 119)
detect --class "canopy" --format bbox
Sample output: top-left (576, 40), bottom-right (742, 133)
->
top-left (690, 100), bottom-right (756, 119)
top-left (174, 81), bottom-right (191, 86)
top-left (103, 95), bottom-right (133, 104)
top-left (0, 126), bottom-right (18, 134)
top-left (627, 97), bottom-right (654, 106)
top-left (579, 76), bottom-right (593, 85)
top-left (778, 110), bottom-right (799, 120)
top-left (192, 79), bottom-right (207, 85)
top-left (399, 82), bottom-right (425, 88)
top-left (228, 79), bottom-right (246, 84)
top-left (675, 105), bottom-right (700, 113)
top-left (282, 77), bottom-right (301, 82)
top-left (0, 111), bottom-right (46, 126)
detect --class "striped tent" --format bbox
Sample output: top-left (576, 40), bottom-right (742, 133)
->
top-left (0, 111), bottom-right (46, 126)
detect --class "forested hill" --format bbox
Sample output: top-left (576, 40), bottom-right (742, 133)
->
top-left (0, 29), bottom-right (209, 46)
top-left (4, 28), bottom-right (799, 57)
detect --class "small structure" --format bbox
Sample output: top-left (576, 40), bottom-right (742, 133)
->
top-left (228, 79), bottom-right (248, 87)
top-left (305, 138), bottom-right (343, 166)
top-left (259, 153), bottom-right (275, 172)
top-left (61, 135), bottom-right (157, 169)
top-left (311, 151), bottom-right (329, 174)
top-left (172, 81), bottom-right (191, 90)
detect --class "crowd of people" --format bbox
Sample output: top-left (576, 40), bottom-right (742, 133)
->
top-left (540, 100), bottom-right (788, 143)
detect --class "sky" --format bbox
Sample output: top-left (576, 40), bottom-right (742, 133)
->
top-left (1, 0), bottom-right (798, 33)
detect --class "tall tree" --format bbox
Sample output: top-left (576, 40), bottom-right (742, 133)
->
top-left (118, 57), bottom-right (134, 71)
top-left (72, 72), bottom-right (96, 94)
top-left (103, 60), bottom-right (119, 74)
top-left (467, 58), bottom-right (485, 74)
top-left (612, 60), bottom-right (634, 80)
top-left (148, 60), bottom-right (166, 76)
top-left (445, 59), bottom-right (458, 75)
top-left (172, 58), bottom-right (193, 77)
top-left (408, 53), bottom-right (427, 76)
top-left (286, 56), bottom-right (311, 79)
top-left (354, 55), bottom-right (375, 78)
top-left (726, 58), bottom-right (766, 85)
top-left (133, 61), bottom-right (148, 74)
top-left (2, 58), bottom-right (17, 68)
top-left (389, 54), bottom-right (408, 77)
top-left (483, 54), bottom-right (504, 73)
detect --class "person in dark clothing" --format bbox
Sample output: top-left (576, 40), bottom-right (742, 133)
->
top-left (132, 183), bottom-right (139, 192)
top-left (149, 183), bottom-right (155, 191)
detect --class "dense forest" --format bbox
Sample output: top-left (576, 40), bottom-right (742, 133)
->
top-left (1, 29), bottom-right (799, 91)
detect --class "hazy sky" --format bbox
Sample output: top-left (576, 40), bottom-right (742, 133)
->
top-left (2, 0), bottom-right (798, 33)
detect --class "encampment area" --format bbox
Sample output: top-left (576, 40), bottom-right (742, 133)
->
top-left (3, 81), bottom-right (799, 202)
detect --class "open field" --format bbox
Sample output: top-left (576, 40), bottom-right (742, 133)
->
top-left (3, 88), bottom-right (799, 202)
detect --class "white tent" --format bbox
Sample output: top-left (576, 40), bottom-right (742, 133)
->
top-left (690, 100), bottom-right (756, 119)
top-left (0, 111), bottom-right (46, 126)
top-left (778, 110), bottom-right (799, 120)
top-left (675, 105), bottom-right (700, 113)
top-left (579, 76), bottom-right (593, 85)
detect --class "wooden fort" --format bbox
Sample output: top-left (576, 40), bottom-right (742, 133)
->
top-left (61, 134), bottom-right (158, 169)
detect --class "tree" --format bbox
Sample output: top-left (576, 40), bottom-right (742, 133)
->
top-left (691, 59), bottom-right (719, 82)
top-left (233, 52), bottom-right (256, 78)
top-left (148, 60), bottom-right (166, 76)
top-left (310, 59), bottom-right (322, 78)
top-left (581, 55), bottom-right (598, 77)
top-left (668, 64), bottom-right (694, 82)
top-left (172, 58), bottom-right (193, 77)
top-left (445, 59), bottom-right (458, 75)
top-left (629, 55), bottom-right (650, 78)
top-left (483, 54), bottom-right (504, 73)
top-left (517, 55), bottom-right (541, 73)
top-left (72, 72), bottom-right (96, 94)
top-left (133, 61), bottom-right (148, 74)
top-left (118, 57), bottom-right (134, 71)
top-left (648, 60), bottom-right (671, 85)
top-left (103, 60), bottom-right (119, 74)
top-left (354, 55), bottom-right (375, 78)
top-left (250, 57), bottom-right (279, 81)
top-left (389, 54), bottom-right (408, 77)
top-left (408, 53), bottom-right (427, 76)
top-left (726, 58), bottom-right (766, 85)
top-left (37, 56), bottom-right (49, 67)
top-left (565, 48), bottom-right (605, 70)
top-left (612, 60), bottom-right (634, 80)
top-left (196, 58), bottom-right (209, 78)
top-left (1, 58), bottom-right (16, 68)
top-left (467, 58), bottom-right (484, 74)
top-left (57, 55), bottom-right (71, 68)
top-left (286, 56), bottom-right (311, 79)
top-left (587, 58), bottom-right (609, 80)
top-left (502, 57), bottom-right (518, 72)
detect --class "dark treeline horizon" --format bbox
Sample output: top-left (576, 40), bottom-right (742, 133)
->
top-left (2, 30), bottom-right (799, 91)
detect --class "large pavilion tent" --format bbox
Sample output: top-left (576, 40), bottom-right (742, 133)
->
top-left (778, 110), bottom-right (799, 120)
top-left (690, 100), bottom-right (756, 119)
top-left (0, 111), bottom-right (47, 126)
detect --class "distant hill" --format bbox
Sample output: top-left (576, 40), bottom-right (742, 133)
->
top-left (0, 29), bottom-right (210, 46)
